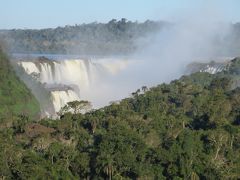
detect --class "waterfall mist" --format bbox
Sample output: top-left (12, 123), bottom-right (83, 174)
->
top-left (88, 5), bottom-right (235, 107)
top-left (14, 2), bottom-right (239, 115)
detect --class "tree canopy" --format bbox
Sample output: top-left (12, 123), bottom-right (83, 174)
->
top-left (0, 54), bottom-right (240, 179)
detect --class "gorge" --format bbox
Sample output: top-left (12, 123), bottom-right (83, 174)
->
top-left (13, 54), bottom-right (233, 117)
top-left (15, 55), bottom-right (131, 116)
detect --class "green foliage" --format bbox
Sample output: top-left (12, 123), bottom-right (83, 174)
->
top-left (0, 47), bottom-right (40, 119)
top-left (0, 57), bottom-right (240, 179)
top-left (12, 61), bottom-right (55, 115)
top-left (0, 19), bottom-right (166, 55)
top-left (59, 100), bottom-right (92, 115)
top-left (227, 57), bottom-right (240, 75)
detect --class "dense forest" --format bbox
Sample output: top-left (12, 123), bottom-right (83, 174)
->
top-left (0, 19), bottom-right (166, 55)
top-left (0, 47), bottom-right (240, 179)
top-left (1, 20), bottom-right (240, 56)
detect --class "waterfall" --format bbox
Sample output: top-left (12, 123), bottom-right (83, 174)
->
top-left (16, 56), bottom-right (232, 117)
top-left (17, 57), bottom-right (130, 115)
top-left (18, 59), bottom-right (96, 87)
top-left (51, 90), bottom-right (80, 113)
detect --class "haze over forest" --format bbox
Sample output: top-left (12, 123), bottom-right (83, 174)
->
top-left (0, 1), bottom-right (240, 179)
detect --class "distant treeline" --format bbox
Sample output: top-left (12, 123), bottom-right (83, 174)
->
top-left (1, 19), bottom-right (240, 56)
top-left (0, 19), bottom-right (168, 55)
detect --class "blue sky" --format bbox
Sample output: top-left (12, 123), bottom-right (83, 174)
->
top-left (0, 0), bottom-right (239, 29)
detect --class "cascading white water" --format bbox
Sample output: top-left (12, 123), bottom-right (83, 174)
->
top-left (51, 90), bottom-right (80, 113)
top-left (19, 60), bottom-right (94, 87)
top-left (17, 58), bottom-right (131, 114)
top-left (18, 59), bottom-right (129, 85)
top-left (17, 55), bottom-right (229, 117)
top-left (19, 61), bottom-right (40, 74)
top-left (199, 64), bottom-right (226, 74)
